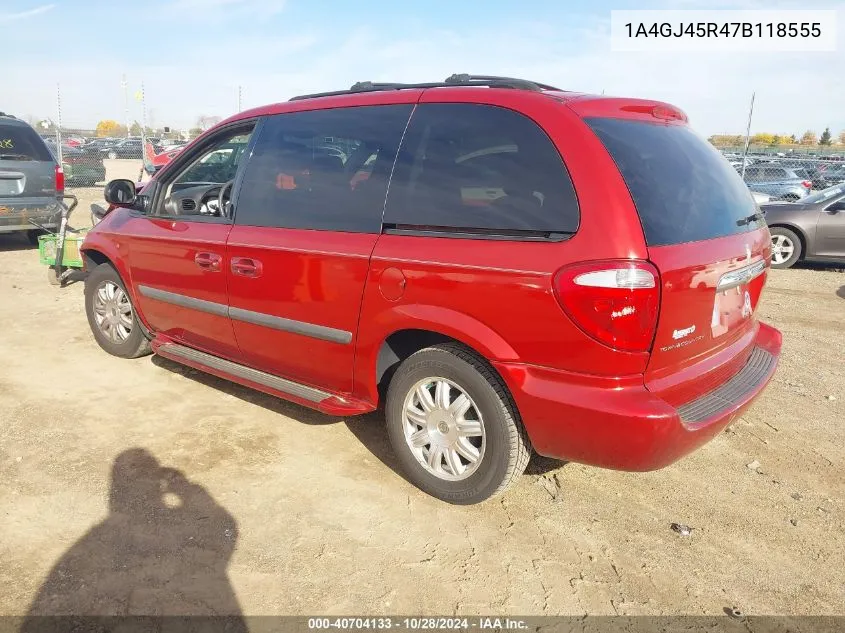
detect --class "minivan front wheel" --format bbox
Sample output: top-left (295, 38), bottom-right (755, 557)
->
top-left (84, 264), bottom-right (151, 358)
top-left (385, 343), bottom-right (530, 504)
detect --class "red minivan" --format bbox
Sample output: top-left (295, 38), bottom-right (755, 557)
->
top-left (81, 75), bottom-right (781, 504)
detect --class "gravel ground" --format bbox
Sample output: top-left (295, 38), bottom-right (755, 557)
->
top-left (0, 191), bottom-right (842, 616)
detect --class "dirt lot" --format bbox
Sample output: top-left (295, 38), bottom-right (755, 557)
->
top-left (0, 190), bottom-right (842, 617)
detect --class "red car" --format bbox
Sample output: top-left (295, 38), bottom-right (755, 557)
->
top-left (80, 74), bottom-right (781, 504)
top-left (143, 140), bottom-right (185, 174)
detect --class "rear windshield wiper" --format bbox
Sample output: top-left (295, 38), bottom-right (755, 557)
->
top-left (0, 153), bottom-right (34, 161)
top-left (736, 211), bottom-right (764, 226)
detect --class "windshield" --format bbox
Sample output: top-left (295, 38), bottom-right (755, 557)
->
top-left (804, 183), bottom-right (845, 204)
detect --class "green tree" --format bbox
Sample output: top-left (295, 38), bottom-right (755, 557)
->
top-left (819, 127), bottom-right (832, 145)
top-left (839, 131), bottom-right (845, 145)
top-left (789, 134), bottom-right (798, 144)
top-left (771, 134), bottom-right (782, 145)
top-left (95, 120), bottom-right (126, 137)
top-left (129, 121), bottom-right (143, 136)
top-left (751, 133), bottom-right (774, 145)
top-left (708, 134), bottom-right (744, 146)
top-left (800, 130), bottom-right (818, 145)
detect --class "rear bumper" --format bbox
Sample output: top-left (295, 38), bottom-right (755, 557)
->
top-left (494, 321), bottom-right (782, 471)
top-left (0, 199), bottom-right (60, 232)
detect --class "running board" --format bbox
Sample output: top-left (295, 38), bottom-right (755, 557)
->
top-left (157, 342), bottom-right (332, 403)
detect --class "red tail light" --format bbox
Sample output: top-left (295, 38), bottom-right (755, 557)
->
top-left (802, 180), bottom-right (812, 189)
top-left (55, 165), bottom-right (64, 194)
top-left (553, 260), bottom-right (660, 353)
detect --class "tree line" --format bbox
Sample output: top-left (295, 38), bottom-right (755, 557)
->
top-left (93, 115), bottom-right (223, 139)
top-left (709, 127), bottom-right (843, 147)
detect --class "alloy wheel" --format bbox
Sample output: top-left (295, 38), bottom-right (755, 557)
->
top-left (771, 234), bottom-right (795, 265)
top-left (92, 281), bottom-right (133, 343)
top-left (402, 377), bottom-right (486, 481)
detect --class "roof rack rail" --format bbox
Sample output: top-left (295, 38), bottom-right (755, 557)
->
top-left (444, 74), bottom-right (560, 91)
top-left (289, 74), bottom-right (561, 101)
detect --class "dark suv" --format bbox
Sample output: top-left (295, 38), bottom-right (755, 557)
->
top-left (81, 75), bottom-right (782, 504)
top-left (0, 113), bottom-right (63, 240)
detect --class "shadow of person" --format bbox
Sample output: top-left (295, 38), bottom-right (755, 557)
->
top-left (22, 449), bottom-right (247, 631)
top-left (837, 285), bottom-right (845, 299)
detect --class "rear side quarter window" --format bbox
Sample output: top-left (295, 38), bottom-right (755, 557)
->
top-left (384, 103), bottom-right (579, 239)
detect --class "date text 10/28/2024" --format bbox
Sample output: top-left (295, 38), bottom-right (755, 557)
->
top-left (308, 618), bottom-right (528, 630)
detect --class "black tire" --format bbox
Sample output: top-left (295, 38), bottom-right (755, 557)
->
top-left (25, 229), bottom-right (45, 246)
top-left (385, 343), bottom-right (530, 504)
top-left (769, 226), bottom-right (802, 269)
top-left (84, 264), bottom-right (151, 358)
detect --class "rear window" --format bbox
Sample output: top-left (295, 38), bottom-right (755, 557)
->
top-left (0, 124), bottom-right (53, 162)
top-left (587, 118), bottom-right (763, 246)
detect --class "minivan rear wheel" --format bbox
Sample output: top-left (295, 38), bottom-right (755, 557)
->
top-left (770, 227), bottom-right (802, 269)
top-left (385, 343), bottom-right (530, 504)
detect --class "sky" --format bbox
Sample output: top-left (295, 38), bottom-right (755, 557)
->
top-left (1, 0), bottom-right (843, 137)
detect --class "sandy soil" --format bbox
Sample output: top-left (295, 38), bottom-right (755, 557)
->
top-left (0, 190), bottom-right (842, 616)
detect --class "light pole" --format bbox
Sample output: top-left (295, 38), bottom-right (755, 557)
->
top-left (121, 74), bottom-right (130, 138)
top-left (55, 83), bottom-right (62, 164)
top-left (740, 92), bottom-right (756, 181)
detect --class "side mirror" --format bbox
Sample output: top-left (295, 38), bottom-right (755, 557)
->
top-left (104, 179), bottom-right (136, 205)
top-left (826, 201), bottom-right (845, 213)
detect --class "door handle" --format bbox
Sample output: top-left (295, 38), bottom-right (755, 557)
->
top-left (194, 252), bottom-right (222, 272)
top-left (231, 256), bottom-right (263, 278)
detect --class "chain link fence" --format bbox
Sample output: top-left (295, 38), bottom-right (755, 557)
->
top-left (718, 149), bottom-right (845, 201)
top-left (44, 127), bottom-right (194, 197)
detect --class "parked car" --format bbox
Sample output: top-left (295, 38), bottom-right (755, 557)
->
top-left (804, 163), bottom-right (831, 190)
top-left (158, 139), bottom-right (187, 149)
top-left (80, 75), bottom-right (781, 504)
top-left (729, 157), bottom-right (755, 170)
top-left (57, 146), bottom-right (105, 186)
top-left (102, 138), bottom-right (143, 159)
top-left (820, 165), bottom-right (845, 187)
top-left (83, 137), bottom-right (122, 153)
top-left (761, 183), bottom-right (845, 268)
top-left (743, 163), bottom-right (812, 200)
top-left (0, 112), bottom-right (63, 240)
top-left (142, 140), bottom-right (185, 174)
